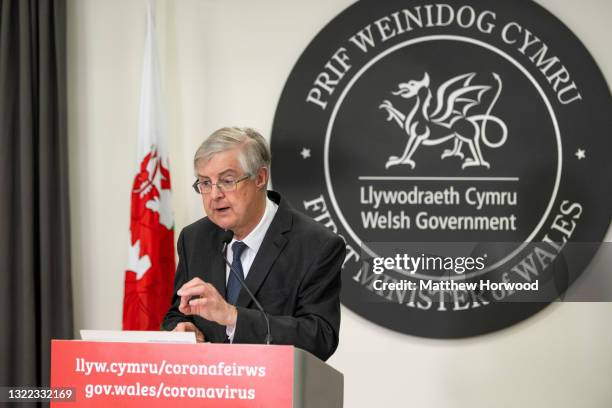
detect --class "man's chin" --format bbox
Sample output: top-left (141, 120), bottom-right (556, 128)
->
top-left (209, 216), bottom-right (234, 232)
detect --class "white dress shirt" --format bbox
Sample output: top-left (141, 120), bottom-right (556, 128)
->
top-left (225, 197), bottom-right (278, 340)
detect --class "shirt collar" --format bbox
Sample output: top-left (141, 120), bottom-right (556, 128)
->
top-left (231, 197), bottom-right (278, 253)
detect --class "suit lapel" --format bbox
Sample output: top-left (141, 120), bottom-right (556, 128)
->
top-left (236, 192), bottom-right (292, 307)
top-left (194, 225), bottom-right (227, 342)
top-left (208, 251), bottom-right (227, 299)
top-left (209, 250), bottom-right (229, 342)
top-left (194, 226), bottom-right (227, 298)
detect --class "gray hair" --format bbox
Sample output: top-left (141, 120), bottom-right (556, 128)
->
top-left (193, 127), bottom-right (271, 177)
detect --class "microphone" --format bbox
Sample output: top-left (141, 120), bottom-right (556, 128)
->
top-left (221, 230), bottom-right (272, 345)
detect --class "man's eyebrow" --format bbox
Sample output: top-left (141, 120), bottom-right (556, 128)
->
top-left (197, 169), bottom-right (238, 179)
top-left (218, 169), bottom-right (238, 177)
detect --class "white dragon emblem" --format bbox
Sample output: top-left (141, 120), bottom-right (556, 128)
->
top-left (379, 72), bottom-right (508, 169)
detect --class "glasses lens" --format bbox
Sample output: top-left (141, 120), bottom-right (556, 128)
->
top-left (219, 179), bottom-right (236, 192)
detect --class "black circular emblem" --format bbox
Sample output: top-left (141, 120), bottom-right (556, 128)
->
top-left (271, 0), bottom-right (612, 338)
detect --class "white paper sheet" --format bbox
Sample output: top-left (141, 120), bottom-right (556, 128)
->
top-left (80, 330), bottom-right (196, 344)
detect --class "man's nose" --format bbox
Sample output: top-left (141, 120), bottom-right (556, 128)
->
top-left (209, 183), bottom-right (225, 199)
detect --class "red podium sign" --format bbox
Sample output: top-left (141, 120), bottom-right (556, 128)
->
top-left (51, 340), bottom-right (294, 407)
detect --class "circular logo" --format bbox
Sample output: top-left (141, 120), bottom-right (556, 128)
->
top-left (271, 0), bottom-right (612, 338)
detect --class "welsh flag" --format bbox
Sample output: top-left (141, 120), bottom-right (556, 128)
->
top-left (123, 1), bottom-right (175, 330)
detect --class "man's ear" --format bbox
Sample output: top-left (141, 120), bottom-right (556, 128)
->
top-left (255, 167), bottom-right (269, 190)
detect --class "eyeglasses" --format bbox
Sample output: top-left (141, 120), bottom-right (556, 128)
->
top-left (192, 174), bottom-right (251, 194)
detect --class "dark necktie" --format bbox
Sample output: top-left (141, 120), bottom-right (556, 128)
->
top-left (226, 241), bottom-right (247, 305)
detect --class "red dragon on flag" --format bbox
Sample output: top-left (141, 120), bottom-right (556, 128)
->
top-left (123, 148), bottom-right (175, 330)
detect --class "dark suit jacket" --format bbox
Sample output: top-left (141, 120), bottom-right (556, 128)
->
top-left (162, 191), bottom-right (345, 361)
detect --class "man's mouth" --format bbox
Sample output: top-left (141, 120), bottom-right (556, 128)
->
top-left (215, 206), bottom-right (230, 214)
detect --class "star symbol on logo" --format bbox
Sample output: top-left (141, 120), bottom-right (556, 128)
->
top-left (575, 148), bottom-right (586, 160)
top-left (300, 148), bottom-right (311, 159)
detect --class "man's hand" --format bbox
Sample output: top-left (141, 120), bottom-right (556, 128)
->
top-left (172, 321), bottom-right (205, 343)
top-left (177, 278), bottom-right (238, 326)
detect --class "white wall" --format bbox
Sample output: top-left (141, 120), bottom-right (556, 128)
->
top-left (66, 1), bottom-right (612, 407)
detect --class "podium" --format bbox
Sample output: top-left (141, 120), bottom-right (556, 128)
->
top-left (50, 340), bottom-right (343, 407)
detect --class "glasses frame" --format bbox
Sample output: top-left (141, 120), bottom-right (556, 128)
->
top-left (192, 174), bottom-right (251, 195)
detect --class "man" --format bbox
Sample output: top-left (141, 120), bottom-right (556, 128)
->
top-left (162, 127), bottom-right (345, 361)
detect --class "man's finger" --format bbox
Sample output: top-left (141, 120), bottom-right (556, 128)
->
top-left (177, 285), bottom-right (205, 298)
top-left (173, 322), bottom-right (194, 331)
top-left (178, 292), bottom-right (198, 312)
top-left (193, 282), bottom-right (219, 299)
top-left (188, 297), bottom-right (208, 307)
top-left (172, 322), bottom-right (205, 343)
top-left (177, 277), bottom-right (205, 295)
top-left (178, 303), bottom-right (195, 315)
top-left (178, 283), bottom-right (217, 312)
